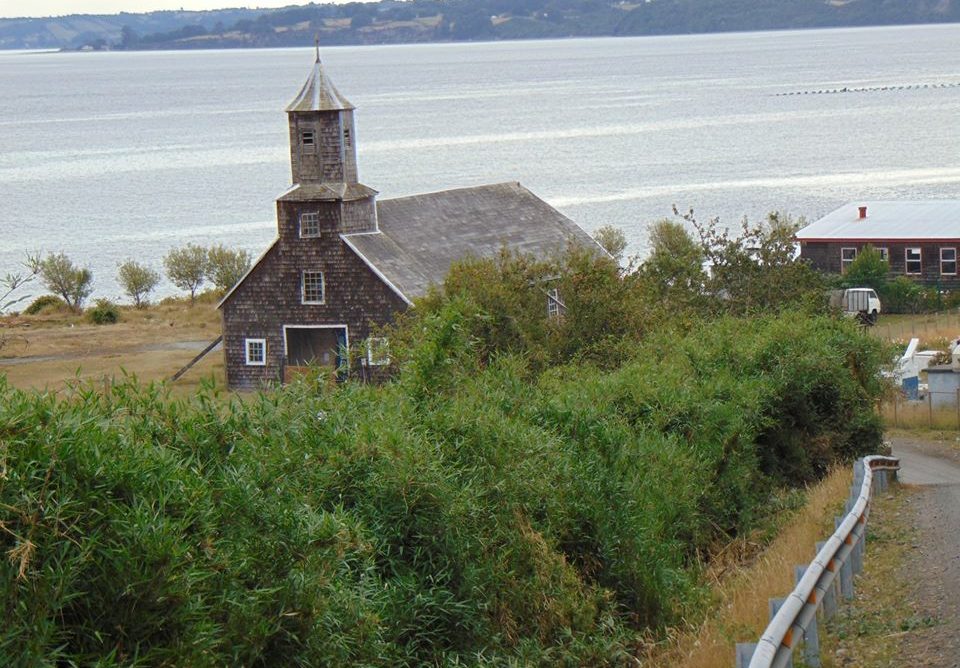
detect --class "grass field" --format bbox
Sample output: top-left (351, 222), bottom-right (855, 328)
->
top-left (0, 293), bottom-right (225, 393)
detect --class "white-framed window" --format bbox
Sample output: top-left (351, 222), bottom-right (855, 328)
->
top-left (245, 338), bottom-right (266, 366)
top-left (547, 288), bottom-right (561, 318)
top-left (876, 247), bottom-right (889, 262)
top-left (906, 248), bottom-right (922, 275)
top-left (300, 211), bottom-right (320, 238)
top-left (840, 247), bottom-right (857, 273)
top-left (941, 247), bottom-right (957, 275)
top-left (301, 130), bottom-right (315, 153)
top-left (366, 337), bottom-right (390, 366)
top-left (301, 271), bottom-right (325, 304)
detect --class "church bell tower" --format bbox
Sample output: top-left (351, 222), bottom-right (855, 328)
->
top-left (281, 47), bottom-right (378, 237)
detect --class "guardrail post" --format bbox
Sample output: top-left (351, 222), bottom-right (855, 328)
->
top-left (816, 541), bottom-right (838, 619)
top-left (767, 599), bottom-right (794, 667)
top-left (735, 643), bottom-right (757, 668)
top-left (851, 522), bottom-right (864, 574)
top-left (794, 566), bottom-right (822, 667)
top-left (839, 550), bottom-right (854, 600)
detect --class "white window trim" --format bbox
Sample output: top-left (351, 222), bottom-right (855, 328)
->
top-left (905, 248), bottom-right (923, 275)
top-left (840, 247), bottom-right (857, 273)
top-left (547, 288), bottom-right (562, 318)
top-left (301, 271), bottom-right (325, 305)
top-left (245, 338), bottom-right (266, 366)
top-left (299, 211), bottom-right (320, 238)
top-left (941, 247), bottom-right (957, 275)
top-left (366, 337), bottom-right (390, 366)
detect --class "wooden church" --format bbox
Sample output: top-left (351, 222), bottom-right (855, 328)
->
top-left (219, 52), bottom-right (599, 389)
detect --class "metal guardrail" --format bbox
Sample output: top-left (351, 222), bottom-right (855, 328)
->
top-left (735, 455), bottom-right (901, 668)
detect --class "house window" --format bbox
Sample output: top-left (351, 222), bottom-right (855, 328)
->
top-left (245, 338), bottom-right (266, 366)
top-left (876, 247), bottom-right (889, 262)
top-left (300, 212), bottom-right (320, 238)
top-left (546, 288), bottom-right (562, 318)
top-left (840, 247), bottom-right (857, 273)
top-left (301, 130), bottom-right (315, 153)
top-left (301, 271), bottom-right (325, 304)
top-left (367, 337), bottom-right (390, 366)
top-left (942, 248), bottom-right (957, 275)
top-left (906, 248), bottom-right (922, 275)
top-left (343, 127), bottom-right (352, 148)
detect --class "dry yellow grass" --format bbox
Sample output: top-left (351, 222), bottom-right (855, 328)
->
top-left (880, 399), bottom-right (960, 431)
top-left (872, 311), bottom-right (960, 344)
top-left (644, 467), bottom-right (851, 668)
top-left (0, 294), bottom-right (224, 393)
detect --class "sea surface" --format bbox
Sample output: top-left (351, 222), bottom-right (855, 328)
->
top-left (2, 24), bottom-right (960, 300)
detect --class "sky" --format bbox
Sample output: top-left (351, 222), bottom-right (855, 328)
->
top-left (0, 1), bottom-right (352, 19)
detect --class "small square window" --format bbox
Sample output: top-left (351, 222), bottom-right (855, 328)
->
top-left (300, 212), bottom-right (320, 238)
top-left (245, 338), bottom-right (266, 366)
top-left (906, 248), bottom-right (922, 275)
top-left (941, 248), bottom-right (957, 275)
top-left (546, 288), bottom-right (562, 318)
top-left (301, 130), bottom-right (315, 153)
top-left (367, 337), bottom-right (390, 366)
top-left (302, 271), bottom-right (325, 304)
top-left (840, 247), bottom-right (857, 273)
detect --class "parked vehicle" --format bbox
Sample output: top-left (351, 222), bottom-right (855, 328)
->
top-left (828, 288), bottom-right (882, 324)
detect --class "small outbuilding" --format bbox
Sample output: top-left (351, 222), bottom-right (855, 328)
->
top-left (218, 53), bottom-right (600, 389)
top-left (796, 201), bottom-right (960, 287)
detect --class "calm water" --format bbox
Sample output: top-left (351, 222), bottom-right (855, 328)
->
top-left (2, 24), bottom-right (960, 300)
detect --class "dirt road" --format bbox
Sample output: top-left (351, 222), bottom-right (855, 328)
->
top-left (889, 435), bottom-right (960, 667)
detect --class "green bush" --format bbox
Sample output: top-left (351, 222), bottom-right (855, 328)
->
top-left (0, 308), bottom-right (885, 666)
top-left (23, 294), bottom-right (64, 315)
top-left (86, 298), bottom-right (119, 324)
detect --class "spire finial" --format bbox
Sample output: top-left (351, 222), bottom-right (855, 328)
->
top-left (314, 34), bottom-right (320, 63)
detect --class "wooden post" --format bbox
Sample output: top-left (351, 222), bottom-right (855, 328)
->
top-left (929, 391), bottom-right (934, 428)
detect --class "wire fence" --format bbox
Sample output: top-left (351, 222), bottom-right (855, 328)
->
top-left (873, 312), bottom-right (960, 341)
top-left (881, 390), bottom-right (960, 430)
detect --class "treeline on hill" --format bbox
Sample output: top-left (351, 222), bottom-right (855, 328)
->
top-left (6, 0), bottom-right (957, 51)
top-left (0, 214), bottom-right (889, 664)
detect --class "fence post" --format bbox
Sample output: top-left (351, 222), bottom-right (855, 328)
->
top-left (894, 394), bottom-right (898, 428)
top-left (768, 598), bottom-right (794, 668)
top-left (794, 565), bottom-right (822, 667)
top-left (929, 391), bottom-right (934, 428)
top-left (736, 643), bottom-right (757, 668)
top-left (956, 388), bottom-right (959, 429)
top-left (817, 541), bottom-right (838, 619)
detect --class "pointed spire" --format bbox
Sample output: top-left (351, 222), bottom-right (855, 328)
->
top-left (286, 47), bottom-right (354, 113)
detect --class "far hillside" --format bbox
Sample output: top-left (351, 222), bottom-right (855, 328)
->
top-left (2, 0), bottom-right (959, 50)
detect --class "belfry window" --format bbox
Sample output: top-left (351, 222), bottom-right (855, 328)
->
top-left (301, 130), bottom-right (315, 153)
top-left (343, 127), bottom-right (352, 148)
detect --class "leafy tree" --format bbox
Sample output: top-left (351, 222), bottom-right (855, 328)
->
top-left (639, 219), bottom-right (705, 310)
top-left (683, 209), bottom-right (824, 315)
top-left (592, 224), bottom-right (627, 264)
top-left (117, 260), bottom-right (160, 309)
top-left (163, 244), bottom-right (209, 303)
top-left (206, 245), bottom-right (252, 293)
top-left (841, 244), bottom-right (888, 291)
top-left (29, 252), bottom-right (93, 312)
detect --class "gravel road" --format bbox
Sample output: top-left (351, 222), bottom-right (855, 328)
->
top-left (889, 435), bottom-right (960, 667)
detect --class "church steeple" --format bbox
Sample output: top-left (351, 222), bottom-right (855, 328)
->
top-left (279, 52), bottom-right (378, 238)
top-left (286, 49), bottom-right (359, 185)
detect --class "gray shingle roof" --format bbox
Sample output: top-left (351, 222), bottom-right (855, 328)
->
top-left (286, 57), bottom-right (354, 113)
top-left (279, 183), bottom-right (377, 202)
top-left (797, 201), bottom-right (960, 241)
top-left (343, 182), bottom-right (601, 301)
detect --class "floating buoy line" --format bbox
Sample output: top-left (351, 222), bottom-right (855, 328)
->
top-left (775, 82), bottom-right (960, 96)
